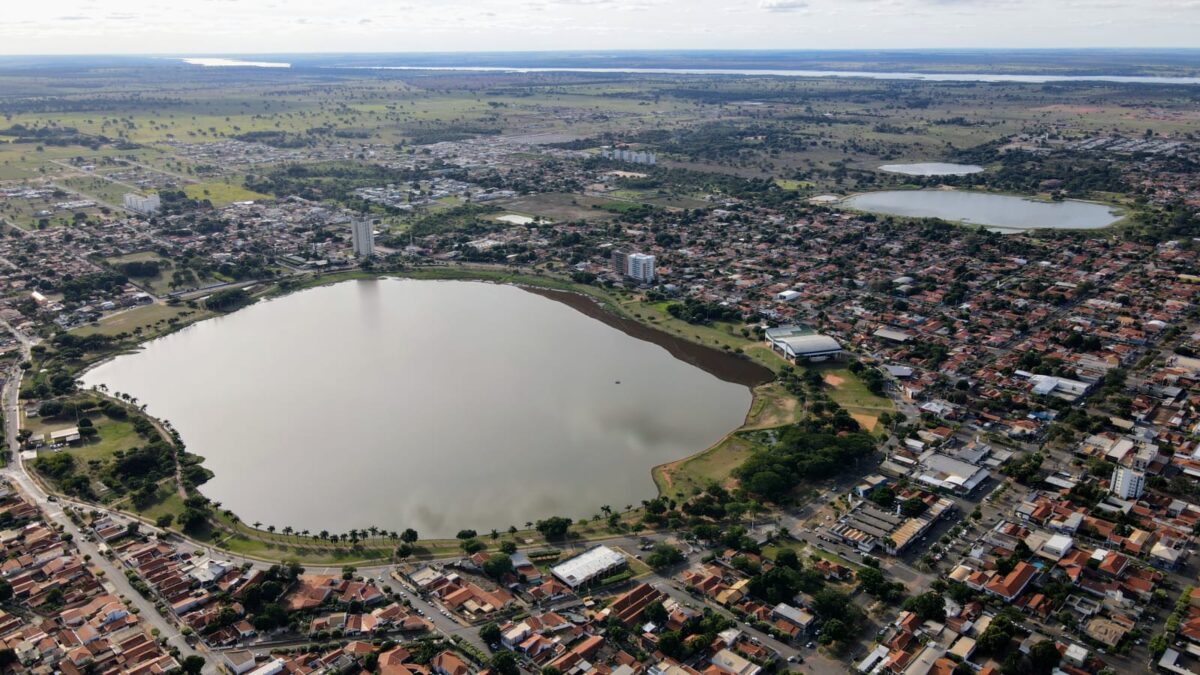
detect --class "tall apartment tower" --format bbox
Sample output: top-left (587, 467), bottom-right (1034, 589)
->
top-left (351, 218), bottom-right (374, 258)
top-left (611, 249), bottom-right (629, 276)
top-left (1110, 466), bottom-right (1145, 500)
top-left (627, 253), bottom-right (656, 283)
top-left (123, 193), bottom-right (161, 215)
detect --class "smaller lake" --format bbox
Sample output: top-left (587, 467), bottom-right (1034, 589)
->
top-left (844, 190), bottom-right (1122, 232)
top-left (879, 163), bottom-right (984, 176)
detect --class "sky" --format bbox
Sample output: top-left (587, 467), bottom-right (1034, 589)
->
top-left (0, 0), bottom-right (1197, 54)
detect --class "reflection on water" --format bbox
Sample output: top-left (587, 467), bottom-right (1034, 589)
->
top-left (82, 279), bottom-right (751, 536)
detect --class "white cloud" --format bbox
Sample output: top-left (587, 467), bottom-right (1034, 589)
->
top-left (760, 0), bottom-right (808, 10)
top-left (0, 0), bottom-right (1191, 53)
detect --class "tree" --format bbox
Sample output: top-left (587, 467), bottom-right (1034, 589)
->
top-left (182, 655), bottom-right (207, 675)
top-left (401, 528), bottom-right (419, 543)
top-left (480, 622), bottom-right (502, 646)
top-left (535, 516), bottom-right (572, 540)
top-left (977, 615), bottom-right (1016, 655)
top-left (811, 589), bottom-right (856, 623)
top-left (490, 651), bottom-right (520, 675)
top-left (499, 540), bottom-right (517, 555)
top-left (900, 497), bottom-right (928, 517)
top-left (1028, 639), bottom-right (1062, 675)
top-left (903, 591), bottom-right (946, 622)
top-left (0, 580), bottom-right (11, 602)
top-left (818, 618), bottom-right (849, 644)
top-left (646, 544), bottom-right (684, 570)
top-left (1149, 634), bottom-right (1169, 659)
top-left (456, 529), bottom-right (478, 540)
top-left (155, 514), bottom-right (174, 529)
top-left (483, 554), bottom-right (514, 579)
top-left (775, 548), bottom-right (800, 570)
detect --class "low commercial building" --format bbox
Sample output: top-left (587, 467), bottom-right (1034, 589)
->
top-left (771, 602), bottom-right (815, 634)
top-left (913, 451), bottom-right (989, 494)
top-left (551, 546), bottom-right (626, 589)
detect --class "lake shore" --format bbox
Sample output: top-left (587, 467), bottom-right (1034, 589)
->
top-left (54, 265), bottom-right (786, 562)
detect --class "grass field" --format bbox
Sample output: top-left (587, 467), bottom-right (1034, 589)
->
top-left (180, 180), bottom-right (269, 206)
top-left (498, 193), bottom-right (618, 222)
top-left (654, 432), bottom-right (763, 502)
top-left (29, 411), bottom-right (144, 501)
top-left (72, 303), bottom-right (213, 339)
top-left (105, 251), bottom-right (178, 296)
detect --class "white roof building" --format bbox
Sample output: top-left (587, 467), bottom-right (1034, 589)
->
top-left (765, 326), bottom-right (843, 362)
top-left (550, 546), bottom-right (626, 588)
top-left (914, 451), bottom-right (989, 494)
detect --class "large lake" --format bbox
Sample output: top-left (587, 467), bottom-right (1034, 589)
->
top-left (82, 279), bottom-right (752, 537)
top-left (878, 163), bottom-right (984, 176)
top-left (843, 190), bottom-right (1122, 232)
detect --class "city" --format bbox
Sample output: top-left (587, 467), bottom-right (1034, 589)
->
top-left (0, 7), bottom-right (1198, 675)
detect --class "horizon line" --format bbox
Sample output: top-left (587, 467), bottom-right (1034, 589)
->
top-left (2, 47), bottom-right (1200, 58)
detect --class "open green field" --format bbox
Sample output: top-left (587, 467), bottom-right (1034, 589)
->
top-left (61, 175), bottom-right (135, 206)
top-left (0, 192), bottom-right (105, 230)
top-left (497, 193), bottom-right (618, 222)
top-left (184, 180), bottom-right (270, 206)
top-left (29, 412), bottom-right (144, 500)
top-left (654, 432), bottom-right (763, 502)
top-left (104, 251), bottom-right (178, 296)
top-left (72, 303), bottom-right (213, 339)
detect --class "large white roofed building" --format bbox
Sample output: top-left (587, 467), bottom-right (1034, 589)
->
top-left (764, 326), bottom-right (843, 363)
top-left (551, 545), bottom-right (626, 588)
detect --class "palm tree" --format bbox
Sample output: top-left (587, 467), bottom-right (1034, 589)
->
top-left (253, 521), bottom-right (262, 530)
top-left (283, 526), bottom-right (294, 540)
top-left (266, 525), bottom-right (276, 538)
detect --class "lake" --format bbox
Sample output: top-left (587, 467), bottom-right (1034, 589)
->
top-left (878, 163), bottom-right (984, 176)
top-left (81, 279), bottom-right (754, 537)
top-left (843, 190), bottom-right (1122, 232)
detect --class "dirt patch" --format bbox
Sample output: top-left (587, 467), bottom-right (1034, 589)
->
top-left (523, 286), bottom-right (774, 388)
top-left (823, 373), bottom-right (846, 387)
top-left (851, 413), bottom-right (879, 431)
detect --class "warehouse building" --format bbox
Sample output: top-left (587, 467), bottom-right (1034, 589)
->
top-left (551, 546), bottom-right (627, 589)
top-left (764, 325), bottom-right (843, 362)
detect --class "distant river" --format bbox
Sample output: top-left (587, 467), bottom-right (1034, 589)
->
top-left (338, 65), bottom-right (1200, 85)
top-left (843, 190), bottom-right (1123, 232)
top-left (81, 279), bottom-right (753, 537)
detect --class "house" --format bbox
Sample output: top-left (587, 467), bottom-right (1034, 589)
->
top-left (710, 649), bottom-right (761, 675)
top-left (984, 562), bottom-right (1037, 602)
top-left (431, 651), bottom-right (470, 675)
top-left (771, 603), bottom-right (815, 635)
top-left (224, 650), bottom-right (258, 675)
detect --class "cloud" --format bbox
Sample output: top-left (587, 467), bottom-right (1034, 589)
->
top-left (760, 0), bottom-right (808, 10)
